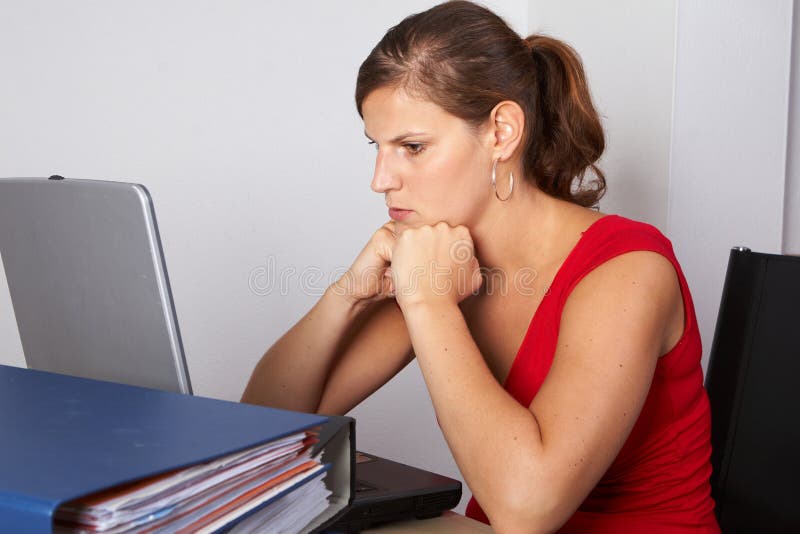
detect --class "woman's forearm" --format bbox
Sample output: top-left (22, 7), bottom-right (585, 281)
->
top-left (240, 285), bottom-right (369, 412)
top-left (402, 301), bottom-right (547, 529)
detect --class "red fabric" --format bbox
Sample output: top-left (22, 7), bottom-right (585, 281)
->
top-left (465, 215), bottom-right (720, 532)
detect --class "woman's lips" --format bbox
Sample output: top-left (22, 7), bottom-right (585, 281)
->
top-left (388, 208), bottom-right (413, 221)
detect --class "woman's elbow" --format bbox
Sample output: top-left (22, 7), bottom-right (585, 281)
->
top-left (482, 475), bottom-right (575, 533)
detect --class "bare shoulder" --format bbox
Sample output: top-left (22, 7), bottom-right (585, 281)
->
top-left (578, 249), bottom-right (679, 296)
top-left (562, 249), bottom-right (684, 361)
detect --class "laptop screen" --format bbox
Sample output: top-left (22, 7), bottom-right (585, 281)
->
top-left (0, 177), bottom-right (192, 394)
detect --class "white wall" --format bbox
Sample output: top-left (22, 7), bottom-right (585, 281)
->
top-left (528, 0), bottom-right (677, 231)
top-left (785, 0), bottom-right (800, 256)
top-left (0, 0), bottom-right (526, 514)
top-left (668, 0), bottom-right (795, 368)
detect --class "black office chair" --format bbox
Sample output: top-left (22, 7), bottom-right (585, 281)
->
top-left (705, 247), bottom-right (800, 532)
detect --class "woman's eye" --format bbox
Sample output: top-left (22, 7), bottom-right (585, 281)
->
top-left (404, 143), bottom-right (424, 155)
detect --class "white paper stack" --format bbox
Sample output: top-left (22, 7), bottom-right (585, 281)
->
top-left (54, 432), bottom-right (331, 534)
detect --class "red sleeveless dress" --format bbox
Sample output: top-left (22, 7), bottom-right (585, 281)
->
top-left (465, 215), bottom-right (720, 532)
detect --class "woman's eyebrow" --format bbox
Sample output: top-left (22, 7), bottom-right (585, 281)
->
top-left (363, 131), bottom-right (428, 143)
top-left (391, 132), bottom-right (427, 143)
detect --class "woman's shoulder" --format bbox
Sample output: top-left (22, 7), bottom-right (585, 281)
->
top-left (577, 214), bottom-right (676, 264)
top-left (551, 214), bottom-right (682, 300)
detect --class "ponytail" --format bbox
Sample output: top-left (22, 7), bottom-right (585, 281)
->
top-left (523, 35), bottom-right (605, 207)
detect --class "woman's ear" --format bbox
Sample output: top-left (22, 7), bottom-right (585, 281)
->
top-left (489, 100), bottom-right (525, 161)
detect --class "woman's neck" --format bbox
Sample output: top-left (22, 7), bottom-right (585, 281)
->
top-left (469, 184), bottom-right (600, 277)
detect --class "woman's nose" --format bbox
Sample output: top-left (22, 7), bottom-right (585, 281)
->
top-left (370, 150), bottom-right (399, 193)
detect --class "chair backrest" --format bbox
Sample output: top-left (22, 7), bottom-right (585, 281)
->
top-left (706, 247), bottom-right (800, 532)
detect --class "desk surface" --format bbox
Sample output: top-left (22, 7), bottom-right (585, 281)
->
top-left (364, 511), bottom-right (492, 533)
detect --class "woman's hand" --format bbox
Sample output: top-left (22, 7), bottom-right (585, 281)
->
top-left (390, 222), bottom-right (483, 310)
top-left (330, 221), bottom-right (397, 306)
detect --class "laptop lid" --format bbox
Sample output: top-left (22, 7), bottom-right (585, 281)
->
top-left (0, 177), bottom-right (191, 394)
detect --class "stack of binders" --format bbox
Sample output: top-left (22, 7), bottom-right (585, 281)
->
top-left (0, 365), bottom-right (354, 534)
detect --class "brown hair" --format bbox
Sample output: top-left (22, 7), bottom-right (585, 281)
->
top-left (355, 0), bottom-right (605, 207)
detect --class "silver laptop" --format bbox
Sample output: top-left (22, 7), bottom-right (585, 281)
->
top-left (0, 177), bottom-right (191, 393)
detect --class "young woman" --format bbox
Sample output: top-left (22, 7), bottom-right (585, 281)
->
top-left (242, 2), bottom-right (720, 532)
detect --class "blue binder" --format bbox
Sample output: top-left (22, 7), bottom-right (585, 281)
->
top-left (0, 365), bottom-right (354, 533)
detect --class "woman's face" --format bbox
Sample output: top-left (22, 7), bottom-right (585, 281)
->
top-left (361, 86), bottom-right (494, 232)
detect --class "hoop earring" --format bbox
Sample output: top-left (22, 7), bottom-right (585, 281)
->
top-left (491, 159), bottom-right (514, 202)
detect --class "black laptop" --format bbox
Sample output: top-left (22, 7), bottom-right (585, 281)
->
top-left (0, 177), bottom-right (463, 532)
top-left (328, 450), bottom-right (461, 532)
